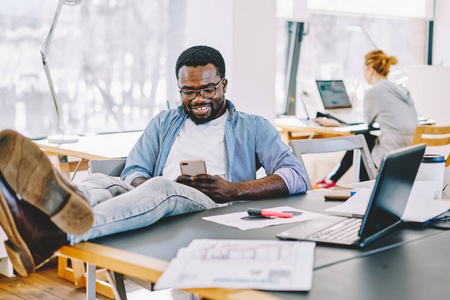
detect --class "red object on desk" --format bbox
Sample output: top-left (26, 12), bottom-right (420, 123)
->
top-left (247, 208), bottom-right (293, 218)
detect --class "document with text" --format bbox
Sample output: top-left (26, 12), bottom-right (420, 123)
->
top-left (154, 239), bottom-right (315, 291)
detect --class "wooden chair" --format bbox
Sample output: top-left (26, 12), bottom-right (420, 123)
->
top-left (412, 125), bottom-right (450, 167)
top-left (289, 134), bottom-right (378, 190)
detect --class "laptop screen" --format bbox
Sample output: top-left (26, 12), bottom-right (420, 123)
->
top-left (359, 144), bottom-right (426, 240)
top-left (316, 80), bottom-right (352, 109)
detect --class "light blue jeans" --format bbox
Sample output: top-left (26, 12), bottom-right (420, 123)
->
top-left (68, 174), bottom-right (218, 244)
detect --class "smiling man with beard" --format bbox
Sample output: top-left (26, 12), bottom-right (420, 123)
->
top-left (122, 45), bottom-right (307, 202)
top-left (178, 66), bottom-right (226, 125)
top-left (0, 45), bottom-right (307, 276)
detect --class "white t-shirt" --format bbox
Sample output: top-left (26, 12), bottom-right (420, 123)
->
top-left (162, 110), bottom-right (229, 180)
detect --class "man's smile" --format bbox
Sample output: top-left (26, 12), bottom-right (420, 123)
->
top-left (191, 104), bottom-right (212, 115)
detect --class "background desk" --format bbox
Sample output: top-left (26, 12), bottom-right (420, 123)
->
top-left (57, 189), bottom-right (448, 300)
top-left (34, 131), bottom-right (142, 179)
top-left (275, 116), bottom-right (435, 143)
top-left (275, 117), bottom-right (377, 143)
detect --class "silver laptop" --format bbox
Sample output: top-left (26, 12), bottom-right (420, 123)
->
top-left (276, 144), bottom-right (426, 248)
top-left (316, 80), bottom-right (364, 125)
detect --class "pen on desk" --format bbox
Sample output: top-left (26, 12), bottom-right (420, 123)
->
top-left (247, 208), bottom-right (293, 218)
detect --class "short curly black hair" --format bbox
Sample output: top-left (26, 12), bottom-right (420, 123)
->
top-left (175, 45), bottom-right (226, 80)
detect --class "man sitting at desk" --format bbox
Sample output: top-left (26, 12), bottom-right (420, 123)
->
top-left (0, 45), bottom-right (307, 276)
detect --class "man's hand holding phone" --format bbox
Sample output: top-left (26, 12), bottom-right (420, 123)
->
top-left (177, 159), bottom-right (209, 183)
top-left (176, 159), bottom-right (237, 203)
top-left (179, 159), bottom-right (207, 177)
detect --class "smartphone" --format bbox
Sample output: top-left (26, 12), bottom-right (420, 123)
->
top-left (179, 159), bottom-right (207, 176)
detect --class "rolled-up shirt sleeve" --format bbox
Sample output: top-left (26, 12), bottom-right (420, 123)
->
top-left (120, 114), bottom-right (163, 184)
top-left (275, 167), bottom-right (307, 194)
top-left (255, 117), bottom-right (308, 194)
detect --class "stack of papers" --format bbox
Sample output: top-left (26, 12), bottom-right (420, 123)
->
top-left (154, 239), bottom-right (315, 291)
top-left (325, 181), bottom-right (450, 222)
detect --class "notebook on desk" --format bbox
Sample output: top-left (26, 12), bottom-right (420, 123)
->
top-left (316, 80), bottom-right (364, 125)
top-left (276, 144), bottom-right (426, 248)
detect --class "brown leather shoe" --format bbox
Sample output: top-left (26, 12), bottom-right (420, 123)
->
top-left (0, 130), bottom-right (93, 235)
top-left (0, 172), bottom-right (68, 276)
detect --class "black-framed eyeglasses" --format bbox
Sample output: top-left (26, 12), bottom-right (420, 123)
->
top-left (178, 78), bottom-right (224, 101)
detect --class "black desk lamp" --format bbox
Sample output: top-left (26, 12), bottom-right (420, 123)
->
top-left (40, 0), bottom-right (81, 144)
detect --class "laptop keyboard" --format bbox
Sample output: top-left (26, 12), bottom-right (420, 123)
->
top-left (307, 218), bottom-right (362, 244)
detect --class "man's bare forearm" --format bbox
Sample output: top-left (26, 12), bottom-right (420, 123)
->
top-left (131, 177), bottom-right (148, 187)
top-left (187, 174), bottom-right (290, 202)
top-left (133, 174), bottom-right (289, 202)
top-left (232, 174), bottom-right (289, 200)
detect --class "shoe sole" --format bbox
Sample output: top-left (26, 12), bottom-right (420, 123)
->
top-left (0, 130), bottom-right (93, 235)
top-left (0, 190), bottom-right (35, 276)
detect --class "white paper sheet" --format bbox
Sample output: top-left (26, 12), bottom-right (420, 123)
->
top-left (402, 182), bottom-right (450, 222)
top-left (202, 206), bottom-right (324, 230)
top-left (325, 187), bottom-right (374, 217)
top-left (325, 181), bottom-right (450, 222)
top-left (154, 239), bottom-right (315, 291)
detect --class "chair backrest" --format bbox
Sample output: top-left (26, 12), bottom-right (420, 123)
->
top-left (88, 158), bottom-right (127, 177)
top-left (289, 134), bottom-right (378, 190)
top-left (411, 125), bottom-right (450, 167)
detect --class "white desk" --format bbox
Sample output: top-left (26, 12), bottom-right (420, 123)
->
top-left (34, 131), bottom-right (142, 179)
top-left (275, 117), bottom-right (377, 143)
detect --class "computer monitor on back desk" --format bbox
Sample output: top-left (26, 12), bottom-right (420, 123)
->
top-left (316, 80), bottom-right (352, 109)
top-left (315, 80), bottom-right (364, 125)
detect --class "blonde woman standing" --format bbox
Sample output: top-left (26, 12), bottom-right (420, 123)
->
top-left (315, 50), bottom-right (418, 189)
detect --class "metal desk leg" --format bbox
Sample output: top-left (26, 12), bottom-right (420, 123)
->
top-left (114, 272), bottom-right (127, 299)
top-left (353, 149), bottom-right (361, 182)
top-left (105, 271), bottom-right (127, 300)
top-left (86, 263), bottom-right (96, 300)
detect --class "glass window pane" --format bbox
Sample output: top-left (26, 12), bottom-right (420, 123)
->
top-left (276, 13), bottom-right (427, 117)
top-left (0, 0), bottom-right (186, 139)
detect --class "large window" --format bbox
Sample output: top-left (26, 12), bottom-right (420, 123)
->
top-left (276, 12), bottom-right (427, 117)
top-left (0, 0), bottom-right (186, 139)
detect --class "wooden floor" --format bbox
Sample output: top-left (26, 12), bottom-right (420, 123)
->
top-left (0, 257), bottom-right (189, 300)
top-left (0, 258), bottom-right (112, 300)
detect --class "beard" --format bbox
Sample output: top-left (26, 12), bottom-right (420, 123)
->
top-left (185, 98), bottom-right (226, 125)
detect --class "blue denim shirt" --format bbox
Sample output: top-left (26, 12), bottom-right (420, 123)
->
top-left (121, 100), bottom-right (307, 194)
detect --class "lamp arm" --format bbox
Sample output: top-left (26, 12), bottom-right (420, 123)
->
top-left (41, 0), bottom-right (63, 59)
top-left (42, 60), bottom-right (65, 133)
top-left (40, 0), bottom-right (65, 133)
top-left (360, 26), bottom-right (378, 50)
